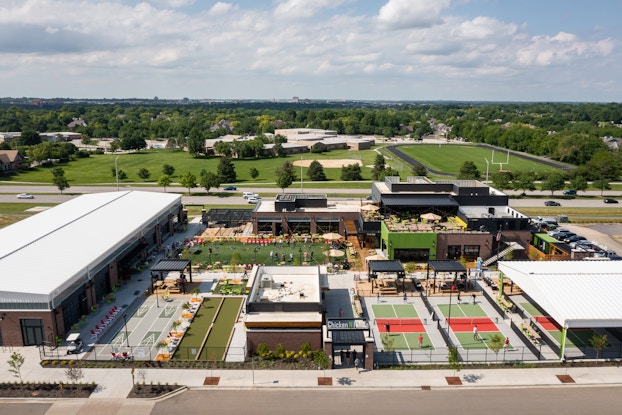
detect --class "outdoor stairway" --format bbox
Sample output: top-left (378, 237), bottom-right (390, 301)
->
top-left (482, 241), bottom-right (524, 266)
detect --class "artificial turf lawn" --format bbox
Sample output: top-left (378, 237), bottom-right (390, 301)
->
top-left (437, 303), bottom-right (488, 318)
top-left (172, 296), bottom-right (243, 361)
top-left (372, 304), bottom-right (419, 319)
top-left (519, 302), bottom-right (547, 316)
top-left (198, 297), bottom-right (244, 360)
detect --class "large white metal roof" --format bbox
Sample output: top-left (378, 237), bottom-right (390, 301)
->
top-left (0, 191), bottom-right (181, 306)
top-left (498, 260), bottom-right (622, 328)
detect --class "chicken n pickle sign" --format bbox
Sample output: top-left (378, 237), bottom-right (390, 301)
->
top-left (327, 319), bottom-right (369, 330)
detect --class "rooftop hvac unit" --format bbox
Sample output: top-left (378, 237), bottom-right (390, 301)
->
top-left (261, 275), bottom-right (273, 289)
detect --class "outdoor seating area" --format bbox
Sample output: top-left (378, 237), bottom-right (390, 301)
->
top-left (90, 306), bottom-right (120, 341)
top-left (157, 297), bottom-right (202, 361)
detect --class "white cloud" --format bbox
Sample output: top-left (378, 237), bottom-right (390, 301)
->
top-left (377, 0), bottom-right (450, 29)
top-left (274, 0), bottom-right (351, 19)
top-left (517, 32), bottom-right (615, 66)
top-left (208, 2), bottom-right (237, 16)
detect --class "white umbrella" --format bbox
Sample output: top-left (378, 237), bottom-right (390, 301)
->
top-left (360, 204), bottom-right (380, 211)
top-left (322, 232), bottom-right (343, 241)
top-left (421, 212), bottom-right (442, 221)
top-left (324, 249), bottom-right (345, 257)
top-left (365, 254), bottom-right (387, 262)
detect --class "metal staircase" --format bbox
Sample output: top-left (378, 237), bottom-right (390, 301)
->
top-left (482, 241), bottom-right (524, 266)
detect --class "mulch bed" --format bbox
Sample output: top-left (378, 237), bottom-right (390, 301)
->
top-left (127, 384), bottom-right (182, 398)
top-left (556, 374), bottom-right (575, 383)
top-left (445, 376), bottom-right (463, 385)
top-left (203, 377), bottom-right (220, 385)
top-left (0, 383), bottom-right (96, 398)
top-left (317, 377), bottom-right (333, 386)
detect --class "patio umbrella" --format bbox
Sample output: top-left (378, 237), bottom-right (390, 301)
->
top-left (360, 204), bottom-right (380, 211)
top-left (324, 249), bottom-right (345, 257)
top-left (420, 212), bottom-right (442, 221)
top-left (322, 232), bottom-right (343, 241)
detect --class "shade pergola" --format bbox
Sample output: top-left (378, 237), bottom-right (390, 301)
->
top-left (368, 260), bottom-right (405, 293)
top-left (426, 260), bottom-right (467, 294)
top-left (499, 260), bottom-right (622, 358)
top-left (150, 258), bottom-right (192, 284)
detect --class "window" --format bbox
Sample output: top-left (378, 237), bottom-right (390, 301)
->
top-left (463, 245), bottom-right (480, 260)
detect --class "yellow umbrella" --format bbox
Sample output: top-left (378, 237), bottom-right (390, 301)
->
top-left (421, 212), bottom-right (441, 221)
top-left (360, 204), bottom-right (380, 211)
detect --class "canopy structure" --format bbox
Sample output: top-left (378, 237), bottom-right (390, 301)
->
top-left (151, 259), bottom-right (192, 283)
top-left (499, 260), bottom-right (622, 358)
top-left (368, 260), bottom-right (405, 293)
top-left (425, 260), bottom-right (467, 294)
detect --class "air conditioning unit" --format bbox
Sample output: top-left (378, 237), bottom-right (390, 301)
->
top-left (260, 275), bottom-right (273, 289)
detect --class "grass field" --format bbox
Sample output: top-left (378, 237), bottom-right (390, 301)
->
top-left (172, 297), bottom-right (222, 360)
top-left (197, 297), bottom-right (244, 360)
top-left (0, 148), bottom-right (381, 185)
top-left (396, 144), bottom-right (566, 176)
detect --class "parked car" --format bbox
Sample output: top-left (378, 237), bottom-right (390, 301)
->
top-left (544, 201), bottom-right (561, 206)
top-left (564, 235), bottom-right (586, 244)
top-left (604, 198), bottom-right (619, 204)
top-left (16, 193), bottom-right (34, 199)
top-left (554, 232), bottom-right (575, 241)
top-left (563, 190), bottom-right (577, 196)
top-left (223, 186), bottom-right (237, 191)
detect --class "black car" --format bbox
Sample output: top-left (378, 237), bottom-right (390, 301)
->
top-left (604, 198), bottom-right (619, 204)
top-left (564, 235), bottom-right (586, 244)
top-left (544, 201), bottom-right (561, 206)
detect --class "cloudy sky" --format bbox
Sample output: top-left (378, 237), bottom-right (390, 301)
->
top-left (1, 0), bottom-right (620, 101)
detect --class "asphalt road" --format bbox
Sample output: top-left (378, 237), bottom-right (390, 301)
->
top-left (150, 387), bottom-right (622, 415)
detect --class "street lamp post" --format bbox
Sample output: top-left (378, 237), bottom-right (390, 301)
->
top-left (123, 313), bottom-right (129, 347)
top-left (300, 155), bottom-right (303, 193)
top-left (299, 246), bottom-right (302, 264)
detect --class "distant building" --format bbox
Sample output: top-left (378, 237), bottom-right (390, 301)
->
top-left (0, 150), bottom-right (26, 174)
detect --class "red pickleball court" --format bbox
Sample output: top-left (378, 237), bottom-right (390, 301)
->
top-left (446, 317), bottom-right (497, 332)
top-left (376, 318), bottom-right (425, 333)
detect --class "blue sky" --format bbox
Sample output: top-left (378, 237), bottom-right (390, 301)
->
top-left (1, 0), bottom-right (620, 102)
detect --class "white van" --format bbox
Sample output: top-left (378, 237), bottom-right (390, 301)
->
top-left (243, 192), bottom-right (254, 199)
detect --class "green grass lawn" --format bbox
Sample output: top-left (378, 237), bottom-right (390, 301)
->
top-left (182, 240), bottom-right (336, 267)
top-left (198, 297), bottom-right (244, 360)
top-left (395, 144), bottom-right (567, 176)
top-left (172, 297), bottom-right (222, 359)
top-left (1, 148), bottom-right (381, 185)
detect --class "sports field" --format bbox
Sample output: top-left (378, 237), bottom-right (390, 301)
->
top-left (529, 313), bottom-right (599, 349)
top-left (398, 144), bottom-right (564, 176)
top-left (437, 303), bottom-right (506, 350)
top-left (372, 304), bottom-right (434, 350)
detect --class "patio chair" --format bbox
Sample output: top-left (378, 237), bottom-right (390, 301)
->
top-left (90, 329), bottom-right (99, 340)
top-left (122, 352), bottom-right (133, 361)
top-left (100, 319), bottom-right (109, 328)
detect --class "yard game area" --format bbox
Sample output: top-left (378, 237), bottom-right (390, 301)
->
top-left (372, 304), bottom-right (434, 350)
top-left (172, 296), bottom-right (243, 361)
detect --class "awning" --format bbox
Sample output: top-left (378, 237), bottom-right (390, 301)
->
top-left (381, 195), bottom-right (458, 207)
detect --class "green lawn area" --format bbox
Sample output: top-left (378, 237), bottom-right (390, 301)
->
top-left (519, 302), bottom-right (546, 316)
top-left (396, 144), bottom-right (566, 176)
top-left (0, 148), bottom-right (381, 185)
top-left (181, 240), bottom-right (337, 267)
top-left (198, 297), bottom-right (244, 360)
top-left (172, 297), bottom-right (222, 359)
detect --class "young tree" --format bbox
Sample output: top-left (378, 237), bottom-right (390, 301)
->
top-left (307, 160), bottom-right (327, 181)
top-left (276, 161), bottom-right (297, 193)
top-left (512, 171), bottom-right (536, 195)
top-left (341, 164), bottom-right (363, 181)
top-left (249, 167), bottom-right (259, 180)
top-left (180, 172), bottom-right (197, 195)
top-left (53, 175), bottom-right (70, 194)
top-left (272, 142), bottom-right (286, 157)
top-left (447, 346), bottom-right (462, 377)
top-left (186, 127), bottom-right (204, 156)
top-left (589, 333), bottom-right (608, 359)
top-left (411, 164), bottom-right (427, 177)
top-left (51, 167), bottom-right (65, 178)
top-left (488, 334), bottom-right (504, 362)
top-left (593, 178), bottom-right (611, 196)
top-left (7, 351), bottom-right (25, 381)
top-left (137, 167), bottom-right (151, 181)
top-left (200, 171), bottom-right (221, 195)
top-left (162, 164), bottom-right (175, 176)
top-left (371, 154), bottom-right (386, 181)
top-left (378, 167), bottom-right (400, 181)
top-left (217, 156), bottom-right (237, 183)
top-left (457, 161), bottom-right (481, 180)
top-left (541, 173), bottom-right (566, 195)
top-left (65, 366), bottom-right (85, 383)
top-left (570, 175), bottom-right (588, 194)
top-left (157, 174), bottom-right (171, 192)
top-left (491, 172), bottom-right (512, 191)
top-left (117, 170), bottom-right (127, 180)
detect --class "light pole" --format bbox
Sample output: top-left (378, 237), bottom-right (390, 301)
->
top-left (299, 246), bottom-right (302, 265)
top-left (115, 156), bottom-right (120, 191)
top-left (300, 155), bottom-right (303, 193)
top-left (484, 158), bottom-right (490, 183)
top-left (123, 313), bottom-right (129, 347)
